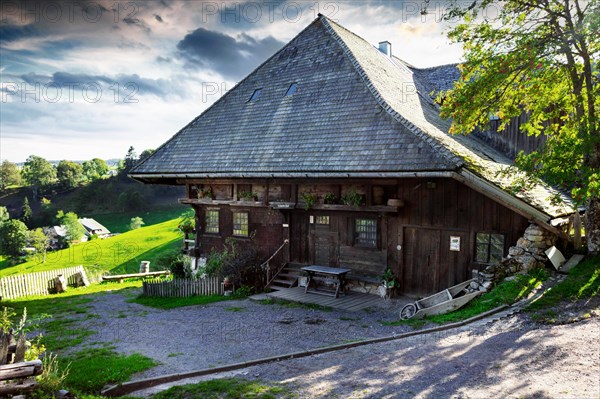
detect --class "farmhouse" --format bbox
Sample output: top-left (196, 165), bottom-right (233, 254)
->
top-left (130, 15), bottom-right (575, 296)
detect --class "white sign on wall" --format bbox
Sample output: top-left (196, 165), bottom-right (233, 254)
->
top-left (450, 236), bottom-right (461, 251)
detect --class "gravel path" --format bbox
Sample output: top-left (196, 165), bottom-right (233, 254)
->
top-left (78, 288), bottom-right (414, 379)
top-left (135, 312), bottom-right (600, 399)
top-left (71, 288), bottom-right (599, 398)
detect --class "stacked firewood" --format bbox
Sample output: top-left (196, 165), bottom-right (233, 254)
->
top-left (0, 330), bottom-right (43, 398)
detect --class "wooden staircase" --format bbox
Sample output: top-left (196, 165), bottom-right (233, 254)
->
top-left (267, 263), bottom-right (303, 291)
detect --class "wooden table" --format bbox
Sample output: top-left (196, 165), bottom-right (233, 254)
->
top-left (301, 265), bottom-right (352, 298)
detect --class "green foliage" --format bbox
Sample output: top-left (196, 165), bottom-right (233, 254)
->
top-left (197, 186), bottom-right (214, 199)
top-left (234, 285), bottom-right (254, 297)
top-left (177, 213), bottom-right (195, 233)
top-left (204, 248), bottom-right (228, 277)
top-left (0, 218), bottom-right (29, 256)
top-left (150, 378), bottom-right (290, 399)
top-left (28, 228), bottom-right (49, 263)
top-left (21, 196), bottom-right (32, 224)
top-left (381, 268), bottom-right (399, 288)
top-left (301, 192), bottom-right (316, 210)
top-left (22, 155), bottom-right (57, 189)
top-left (0, 206), bottom-right (9, 227)
top-left (82, 158), bottom-right (108, 180)
top-left (57, 160), bottom-right (84, 190)
top-left (238, 190), bottom-right (257, 201)
top-left (439, 0), bottom-right (599, 204)
top-left (30, 353), bottom-right (70, 399)
top-left (119, 146), bottom-right (138, 176)
top-left (0, 160), bottom-right (22, 191)
top-left (323, 192), bottom-right (337, 204)
top-left (156, 249), bottom-right (187, 278)
top-left (56, 210), bottom-right (86, 242)
top-left (129, 216), bottom-right (145, 230)
top-left (341, 188), bottom-right (363, 206)
top-left (117, 189), bottom-right (143, 212)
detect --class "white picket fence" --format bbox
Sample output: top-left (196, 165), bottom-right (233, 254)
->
top-left (0, 266), bottom-right (96, 300)
top-left (142, 277), bottom-right (223, 297)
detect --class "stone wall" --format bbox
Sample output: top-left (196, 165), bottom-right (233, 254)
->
top-left (471, 223), bottom-right (556, 292)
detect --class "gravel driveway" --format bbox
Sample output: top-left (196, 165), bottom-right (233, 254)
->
top-left (78, 288), bottom-right (414, 379)
top-left (70, 288), bottom-right (599, 398)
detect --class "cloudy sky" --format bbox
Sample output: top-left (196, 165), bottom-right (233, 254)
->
top-left (0, 0), bottom-right (464, 163)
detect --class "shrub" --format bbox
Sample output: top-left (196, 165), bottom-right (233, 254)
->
top-left (156, 250), bottom-right (187, 278)
top-left (129, 216), bottom-right (145, 230)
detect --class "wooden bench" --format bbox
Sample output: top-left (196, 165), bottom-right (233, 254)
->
top-left (102, 270), bottom-right (171, 283)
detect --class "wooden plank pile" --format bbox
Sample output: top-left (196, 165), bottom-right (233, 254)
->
top-left (0, 330), bottom-right (43, 397)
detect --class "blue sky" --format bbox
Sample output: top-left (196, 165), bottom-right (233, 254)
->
top-left (0, 0), bottom-right (463, 163)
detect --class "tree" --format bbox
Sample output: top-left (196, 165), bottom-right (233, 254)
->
top-left (56, 210), bottom-right (86, 243)
top-left (21, 197), bottom-right (32, 224)
top-left (0, 206), bottom-right (9, 228)
top-left (129, 216), bottom-right (145, 230)
top-left (56, 160), bottom-right (84, 189)
top-left (0, 219), bottom-right (29, 257)
top-left (437, 0), bottom-right (600, 253)
top-left (28, 228), bottom-right (49, 263)
top-left (21, 155), bottom-right (57, 190)
top-left (138, 149), bottom-right (155, 163)
top-left (82, 158), bottom-right (108, 180)
top-left (119, 146), bottom-right (138, 176)
top-left (0, 160), bottom-right (22, 191)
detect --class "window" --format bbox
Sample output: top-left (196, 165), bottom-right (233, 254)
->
top-left (233, 212), bottom-right (249, 236)
top-left (475, 233), bottom-right (505, 263)
top-left (315, 215), bottom-right (329, 225)
top-left (355, 218), bottom-right (377, 248)
top-left (285, 82), bottom-right (298, 96)
top-left (248, 88), bottom-right (262, 102)
top-left (205, 210), bottom-right (219, 234)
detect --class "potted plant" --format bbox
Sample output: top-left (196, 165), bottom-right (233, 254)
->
top-left (380, 268), bottom-right (399, 299)
top-left (323, 192), bottom-right (337, 204)
top-left (341, 188), bottom-right (364, 207)
top-left (239, 191), bottom-right (257, 201)
top-left (301, 192), bottom-right (317, 210)
top-left (178, 216), bottom-right (195, 234)
top-left (223, 276), bottom-right (234, 295)
top-left (197, 187), bottom-right (214, 200)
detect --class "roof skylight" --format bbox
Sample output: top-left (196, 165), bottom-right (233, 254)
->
top-left (285, 83), bottom-right (298, 96)
top-left (248, 88), bottom-right (262, 102)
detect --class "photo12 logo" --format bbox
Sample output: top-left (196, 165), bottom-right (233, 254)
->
top-left (200, 1), bottom-right (339, 24)
top-left (1, 1), bottom-right (138, 24)
top-left (1, 81), bottom-right (139, 103)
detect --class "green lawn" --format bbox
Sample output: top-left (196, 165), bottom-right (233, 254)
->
top-left (88, 205), bottom-right (190, 234)
top-left (0, 218), bottom-right (183, 277)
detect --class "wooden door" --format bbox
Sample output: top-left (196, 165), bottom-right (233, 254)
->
top-left (290, 213), bottom-right (309, 264)
top-left (310, 219), bottom-right (339, 267)
top-left (440, 230), bottom-right (471, 289)
top-left (402, 227), bottom-right (441, 296)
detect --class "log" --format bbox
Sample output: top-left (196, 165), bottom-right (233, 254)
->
top-left (0, 365), bottom-right (35, 380)
top-left (0, 360), bottom-right (44, 377)
top-left (14, 334), bottom-right (26, 363)
top-left (0, 376), bottom-right (37, 395)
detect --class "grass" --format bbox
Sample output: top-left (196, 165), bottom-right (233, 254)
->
top-left (258, 297), bottom-right (332, 312)
top-left (0, 217), bottom-right (183, 277)
top-left (129, 294), bottom-right (242, 309)
top-left (60, 346), bottom-right (157, 394)
top-left (149, 377), bottom-right (291, 399)
top-left (528, 256), bottom-right (599, 310)
top-left (88, 205), bottom-right (189, 233)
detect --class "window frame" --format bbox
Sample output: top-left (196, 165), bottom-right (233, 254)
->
top-left (354, 218), bottom-right (378, 249)
top-left (247, 88), bottom-right (262, 102)
top-left (205, 209), bottom-right (219, 234)
top-left (315, 215), bottom-right (330, 225)
top-left (232, 211), bottom-right (249, 237)
top-left (475, 232), bottom-right (505, 264)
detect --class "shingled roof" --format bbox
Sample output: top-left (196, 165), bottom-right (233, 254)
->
top-left (130, 15), bottom-right (574, 222)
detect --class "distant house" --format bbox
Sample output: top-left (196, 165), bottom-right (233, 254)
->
top-left (129, 15), bottom-right (575, 296)
top-left (78, 218), bottom-right (111, 238)
top-left (43, 218), bottom-right (111, 249)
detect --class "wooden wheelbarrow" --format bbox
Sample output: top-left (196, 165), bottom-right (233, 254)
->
top-left (400, 278), bottom-right (483, 319)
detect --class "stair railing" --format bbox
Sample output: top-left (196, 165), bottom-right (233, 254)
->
top-left (261, 239), bottom-right (289, 288)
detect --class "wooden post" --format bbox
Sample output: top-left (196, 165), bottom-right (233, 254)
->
top-left (573, 212), bottom-right (582, 250)
top-left (193, 205), bottom-right (201, 258)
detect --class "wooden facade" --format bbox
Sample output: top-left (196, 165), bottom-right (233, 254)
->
top-left (181, 178), bottom-right (529, 297)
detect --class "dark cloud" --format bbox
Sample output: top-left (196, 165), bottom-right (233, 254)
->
top-left (123, 17), bottom-right (151, 33)
top-left (0, 24), bottom-right (39, 43)
top-left (176, 28), bottom-right (284, 79)
top-left (154, 14), bottom-right (164, 22)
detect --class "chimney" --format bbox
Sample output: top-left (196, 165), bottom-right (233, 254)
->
top-left (378, 41), bottom-right (392, 57)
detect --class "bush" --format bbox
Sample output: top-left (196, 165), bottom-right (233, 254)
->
top-left (129, 216), bottom-right (145, 230)
top-left (156, 250), bottom-right (187, 278)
